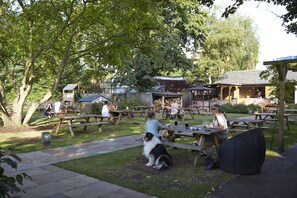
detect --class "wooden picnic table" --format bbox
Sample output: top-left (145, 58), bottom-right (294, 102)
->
top-left (161, 107), bottom-right (194, 121)
top-left (109, 109), bottom-right (132, 125)
top-left (254, 112), bottom-right (292, 130)
top-left (164, 125), bottom-right (225, 166)
top-left (55, 114), bottom-right (109, 136)
top-left (130, 106), bottom-right (154, 118)
top-left (227, 118), bottom-right (266, 129)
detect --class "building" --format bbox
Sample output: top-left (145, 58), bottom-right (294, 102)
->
top-left (213, 70), bottom-right (297, 104)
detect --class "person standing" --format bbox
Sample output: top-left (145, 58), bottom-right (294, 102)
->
top-left (54, 100), bottom-right (62, 114)
top-left (170, 100), bottom-right (179, 119)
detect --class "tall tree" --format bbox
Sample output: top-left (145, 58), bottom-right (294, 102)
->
top-left (200, 0), bottom-right (297, 35)
top-left (188, 13), bottom-right (259, 84)
top-left (112, 0), bottom-right (208, 91)
top-left (0, 0), bottom-right (161, 126)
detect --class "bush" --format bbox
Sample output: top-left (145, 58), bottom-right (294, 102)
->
top-left (0, 150), bottom-right (31, 197)
top-left (91, 103), bottom-right (104, 114)
top-left (221, 103), bottom-right (262, 114)
top-left (117, 98), bottom-right (147, 109)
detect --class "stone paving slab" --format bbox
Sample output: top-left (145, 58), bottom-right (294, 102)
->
top-left (9, 134), bottom-right (153, 198)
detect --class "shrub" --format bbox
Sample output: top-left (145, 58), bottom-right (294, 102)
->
top-left (91, 103), bottom-right (104, 114)
top-left (117, 98), bottom-right (147, 109)
top-left (0, 150), bottom-right (31, 197)
top-left (221, 103), bottom-right (262, 114)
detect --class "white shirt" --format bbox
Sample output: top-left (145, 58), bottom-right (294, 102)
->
top-left (213, 113), bottom-right (228, 130)
top-left (102, 105), bottom-right (110, 117)
top-left (54, 101), bottom-right (61, 113)
top-left (170, 102), bottom-right (179, 114)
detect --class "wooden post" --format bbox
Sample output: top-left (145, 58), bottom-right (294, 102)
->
top-left (219, 86), bottom-right (223, 100)
top-left (277, 64), bottom-right (287, 152)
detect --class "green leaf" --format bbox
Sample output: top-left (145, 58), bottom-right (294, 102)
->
top-left (2, 158), bottom-right (18, 169)
top-left (16, 174), bottom-right (23, 185)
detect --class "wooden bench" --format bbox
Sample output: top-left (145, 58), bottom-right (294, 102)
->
top-left (132, 110), bottom-right (147, 116)
top-left (67, 121), bottom-right (109, 136)
top-left (97, 116), bottom-right (121, 125)
top-left (162, 141), bottom-right (205, 166)
top-left (173, 131), bottom-right (194, 137)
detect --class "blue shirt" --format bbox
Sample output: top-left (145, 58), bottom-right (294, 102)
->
top-left (145, 119), bottom-right (163, 137)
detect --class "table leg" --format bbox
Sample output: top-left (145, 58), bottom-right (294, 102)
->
top-left (84, 118), bottom-right (90, 131)
top-left (286, 116), bottom-right (290, 130)
top-left (213, 135), bottom-right (220, 157)
top-left (55, 119), bottom-right (62, 135)
top-left (67, 120), bottom-right (75, 136)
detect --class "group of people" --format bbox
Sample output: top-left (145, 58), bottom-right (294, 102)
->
top-left (145, 103), bottom-right (228, 146)
top-left (43, 100), bottom-right (64, 118)
top-left (101, 100), bottom-right (118, 117)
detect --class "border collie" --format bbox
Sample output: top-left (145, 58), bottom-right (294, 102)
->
top-left (143, 132), bottom-right (173, 170)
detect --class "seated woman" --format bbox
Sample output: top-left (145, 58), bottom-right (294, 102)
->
top-left (44, 102), bottom-right (53, 118)
top-left (145, 111), bottom-right (170, 141)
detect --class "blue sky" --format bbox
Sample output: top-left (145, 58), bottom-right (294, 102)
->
top-left (214, 1), bottom-right (297, 69)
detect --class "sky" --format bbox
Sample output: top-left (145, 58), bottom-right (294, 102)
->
top-left (214, 0), bottom-right (297, 69)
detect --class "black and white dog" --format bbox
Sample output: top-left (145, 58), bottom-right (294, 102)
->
top-left (143, 132), bottom-right (173, 170)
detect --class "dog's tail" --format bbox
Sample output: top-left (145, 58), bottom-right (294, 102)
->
top-left (155, 154), bottom-right (173, 170)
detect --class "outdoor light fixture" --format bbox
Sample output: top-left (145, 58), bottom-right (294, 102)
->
top-left (42, 132), bottom-right (52, 147)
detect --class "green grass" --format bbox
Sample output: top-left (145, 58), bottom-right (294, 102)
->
top-left (55, 114), bottom-right (297, 198)
top-left (1, 111), bottom-right (297, 197)
top-left (56, 146), bottom-right (236, 198)
top-left (1, 111), bottom-right (244, 153)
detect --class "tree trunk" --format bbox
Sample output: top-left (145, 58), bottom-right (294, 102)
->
top-left (22, 92), bottom-right (53, 125)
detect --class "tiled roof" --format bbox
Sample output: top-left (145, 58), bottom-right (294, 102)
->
top-left (214, 70), bottom-right (297, 85)
top-left (63, 84), bottom-right (79, 91)
top-left (78, 94), bottom-right (108, 103)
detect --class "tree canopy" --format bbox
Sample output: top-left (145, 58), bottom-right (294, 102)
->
top-left (0, 0), bottom-right (293, 127)
top-left (186, 12), bottom-right (259, 84)
top-left (213, 0), bottom-right (297, 35)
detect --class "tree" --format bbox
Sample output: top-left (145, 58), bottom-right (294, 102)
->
top-left (0, 0), bottom-right (162, 126)
top-left (188, 13), bottom-right (259, 84)
top-left (260, 66), bottom-right (297, 103)
top-left (112, 0), bottom-right (208, 91)
top-left (199, 0), bottom-right (297, 35)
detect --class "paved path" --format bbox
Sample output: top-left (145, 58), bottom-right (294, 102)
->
top-left (206, 143), bottom-right (297, 198)
top-left (5, 130), bottom-right (297, 198)
top-left (7, 134), bottom-right (154, 198)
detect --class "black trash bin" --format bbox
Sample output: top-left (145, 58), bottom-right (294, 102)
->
top-left (218, 128), bottom-right (266, 175)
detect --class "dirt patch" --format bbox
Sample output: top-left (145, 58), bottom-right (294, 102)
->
top-left (0, 125), bottom-right (54, 133)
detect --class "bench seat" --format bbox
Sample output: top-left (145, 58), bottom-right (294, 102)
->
top-left (162, 141), bottom-right (205, 167)
top-left (162, 141), bottom-right (204, 151)
top-left (67, 121), bottom-right (109, 136)
top-left (173, 132), bottom-right (194, 137)
top-left (68, 122), bottom-right (108, 128)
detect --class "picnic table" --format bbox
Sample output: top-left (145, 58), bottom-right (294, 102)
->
top-left (109, 109), bottom-right (132, 125)
top-left (55, 114), bottom-right (109, 136)
top-left (164, 125), bottom-right (225, 166)
top-left (227, 118), bottom-right (266, 129)
top-left (254, 112), bottom-right (292, 130)
top-left (130, 106), bottom-right (154, 118)
top-left (161, 107), bottom-right (194, 121)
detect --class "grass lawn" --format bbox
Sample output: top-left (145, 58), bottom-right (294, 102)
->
top-left (1, 111), bottom-right (297, 197)
top-left (0, 111), bottom-right (243, 153)
top-left (54, 113), bottom-right (297, 198)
